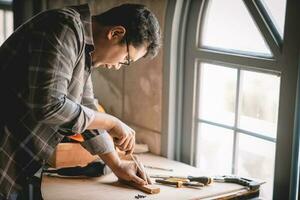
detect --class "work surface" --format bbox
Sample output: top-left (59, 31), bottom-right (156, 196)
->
top-left (42, 153), bottom-right (256, 200)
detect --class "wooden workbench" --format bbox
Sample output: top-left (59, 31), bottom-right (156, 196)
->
top-left (41, 153), bottom-right (258, 200)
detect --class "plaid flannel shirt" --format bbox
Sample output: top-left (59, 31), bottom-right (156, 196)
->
top-left (0, 4), bottom-right (114, 199)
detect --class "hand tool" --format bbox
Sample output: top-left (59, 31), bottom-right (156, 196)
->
top-left (43, 161), bottom-right (106, 177)
top-left (151, 175), bottom-right (213, 185)
top-left (144, 165), bottom-right (173, 171)
top-left (213, 175), bottom-right (264, 190)
top-left (155, 178), bottom-right (204, 188)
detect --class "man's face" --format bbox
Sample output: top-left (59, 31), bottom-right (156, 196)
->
top-left (91, 26), bottom-right (148, 70)
top-left (99, 41), bottom-right (147, 70)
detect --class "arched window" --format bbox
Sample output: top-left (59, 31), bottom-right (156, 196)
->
top-left (162, 0), bottom-right (300, 199)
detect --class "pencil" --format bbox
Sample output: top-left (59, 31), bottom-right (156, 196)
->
top-left (130, 154), bottom-right (143, 173)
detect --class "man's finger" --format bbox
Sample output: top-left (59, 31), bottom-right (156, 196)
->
top-left (114, 136), bottom-right (127, 146)
top-left (133, 156), bottom-right (149, 184)
top-left (131, 174), bottom-right (146, 185)
top-left (121, 137), bottom-right (131, 151)
top-left (125, 138), bottom-right (134, 155)
top-left (136, 162), bottom-right (147, 184)
top-left (140, 164), bottom-right (152, 184)
top-left (132, 155), bottom-right (148, 184)
top-left (127, 147), bottom-right (134, 155)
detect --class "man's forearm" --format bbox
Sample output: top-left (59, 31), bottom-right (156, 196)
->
top-left (87, 111), bottom-right (117, 130)
top-left (98, 150), bottom-right (121, 171)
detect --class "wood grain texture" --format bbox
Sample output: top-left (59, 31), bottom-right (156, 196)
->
top-left (120, 180), bottom-right (160, 194)
top-left (42, 154), bottom-right (255, 200)
top-left (48, 143), bottom-right (98, 168)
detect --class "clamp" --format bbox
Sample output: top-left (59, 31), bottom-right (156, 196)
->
top-left (213, 175), bottom-right (263, 190)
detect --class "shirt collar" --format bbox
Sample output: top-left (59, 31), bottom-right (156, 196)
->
top-left (69, 4), bottom-right (95, 51)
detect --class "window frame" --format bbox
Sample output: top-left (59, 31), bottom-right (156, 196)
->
top-left (162, 0), bottom-right (300, 198)
top-left (0, 0), bottom-right (12, 10)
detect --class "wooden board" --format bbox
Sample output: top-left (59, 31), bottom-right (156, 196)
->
top-left (120, 180), bottom-right (160, 194)
top-left (48, 143), bottom-right (98, 168)
top-left (42, 153), bottom-right (258, 200)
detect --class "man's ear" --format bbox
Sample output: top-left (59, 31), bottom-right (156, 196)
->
top-left (107, 26), bottom-right (126, 42)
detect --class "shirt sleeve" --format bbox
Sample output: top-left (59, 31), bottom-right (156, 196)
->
top-left (26, 13), bottom-right (95, 135)
top-left (80, 75), bottom-right (115, 155)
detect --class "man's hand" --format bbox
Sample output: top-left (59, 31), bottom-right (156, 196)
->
top-left (108, 119), bottom-right (135, 155)
top-left (99, 151), bottom-right (149, 185)
top-left (113, 160), bottom-right (147, 185)
top-left (132, 155), bottom-right (152, 184)
top-left (87, 112), bottom-right (135, 154)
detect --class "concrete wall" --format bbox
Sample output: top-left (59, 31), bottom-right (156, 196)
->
top-left (47, 0), bottom-right (168, 155)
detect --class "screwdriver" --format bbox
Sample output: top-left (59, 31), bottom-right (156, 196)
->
top-left (150, 175), bottom-right (213, 185)
top-left (187, 176), bottom-right (213, 185)
top-left (155, 179), bottom-right (204, 188)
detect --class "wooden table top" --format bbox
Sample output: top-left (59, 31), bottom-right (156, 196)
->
top-left (42, 153), bottom-right (256, 200)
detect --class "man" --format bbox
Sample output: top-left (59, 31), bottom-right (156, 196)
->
top-left (0, 3), bottom-right (161, 200)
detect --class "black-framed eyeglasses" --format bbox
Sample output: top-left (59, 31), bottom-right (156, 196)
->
top-left (119, 37), bottom-right (131, 66)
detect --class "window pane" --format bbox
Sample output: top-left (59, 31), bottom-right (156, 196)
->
top-left (5, 10), bottom-right (13, 38)
top-left (237, 133), bottom-right (275, 200)
top-left (239, 71), bottom-right (280, 138)
top-left (196, 123), bottom-right (233, 174)
top-left (200, 0), bottom-right (272, 56)
top-left (198, 63), bottom-right (237, 126)
top-left (0, 10), bottom-right (4, 44)
top-left (261, 0), bottom-right (286, 38)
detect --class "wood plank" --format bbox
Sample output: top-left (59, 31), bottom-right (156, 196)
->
top-left (120, 180), bottom-right (160, 194)
top-left (48, 143), bottom-right (98, 168)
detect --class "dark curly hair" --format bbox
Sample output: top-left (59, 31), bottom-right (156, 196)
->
top-left (93, 4), bottom-right (161, 58)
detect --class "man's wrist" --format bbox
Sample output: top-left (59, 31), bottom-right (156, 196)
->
top-left (98, 150), bottom-right (121, 171)
top-left (109, 115), bottom-right (119, 129)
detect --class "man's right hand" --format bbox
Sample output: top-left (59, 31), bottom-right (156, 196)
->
top-left (112, 160), bottom-right (147, 185)
top-left (99, 151), bottom-right (149, 185)
top-left (108, 119), bottom-right (136, 155)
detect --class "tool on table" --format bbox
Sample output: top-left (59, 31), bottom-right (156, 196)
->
top-left (151, 175), bottom-right (213, 185)
top-left (213, 175), bottom-right (264, 190)
top-left (144, 165), bottom-right (173, 171)
top-left (43, 160), bottom-right (107, 177)
top-left (155, 178), bottom-right (204, 188)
